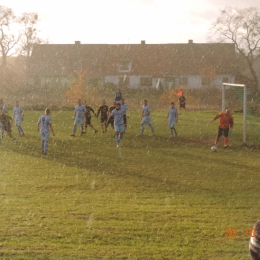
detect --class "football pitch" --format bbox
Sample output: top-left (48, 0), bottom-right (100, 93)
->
top-left (1, 110), bottom-right (260, 259)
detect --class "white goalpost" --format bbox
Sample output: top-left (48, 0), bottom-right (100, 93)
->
top-left (222, 83), bottom-right (247, 145)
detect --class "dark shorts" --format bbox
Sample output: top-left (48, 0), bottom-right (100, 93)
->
top-left (3, 122), bottom-right (11, 133)
top-left (180, 102), bottom-right (185, 109)
top-left (101, 116), bottom-right (108, 124)
top-left (106, 117), bottom-right (114, 127)
top-left (85, 116), bottom-right (92, 125)
top-left (218, 127), bottom-right (229, 137)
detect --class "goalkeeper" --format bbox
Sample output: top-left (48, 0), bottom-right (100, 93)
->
top-left (208, 108), bottom-right (234, 148)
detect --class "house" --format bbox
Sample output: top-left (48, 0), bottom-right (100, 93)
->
top-left (28, 40), bottom-right (236, 89)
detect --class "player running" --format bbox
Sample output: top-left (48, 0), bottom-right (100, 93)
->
top-left (70, 99), bottom-right (86, 137)
top-left (0, 107), bottom-right (18, 144)
top-left (82, 100), bottom-right (98, 134)
top-left (141, 99), bottom-right (154, 135)
top-left (166, 102), bottom-right (178, 137)
top-left (121, 98), bottom-right (128, 131)
top-left (13, 100), bottom-right (25, 137)
top-left (0, 99), bottom-right (7, 113)
top-left (106, 101), bottom-right (117, 131)
top-left (111, 103), bottom-right (125, 147)
top-left (208, 108), bottom-right (234, 148)
top-left (37, 108), bottom-right (55, 155)
top-left (96, 100), bottom-right (109, 133)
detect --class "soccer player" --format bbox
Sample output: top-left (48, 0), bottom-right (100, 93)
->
top-left (208, 108), bottom-right (234, 148)
top-left (37, 108), bottom-right (55, 155)
top-left (114, 88), bottom-right (123, 103)
top-left (96, 100), bottom-right (109, 133)
top-left (121, 98), bottom-right (128, 130)
top-left (0, 107), bottom-right (18, 143)
top-left (13, 100), bottom-right (25, 137)
top-left (111, 103), bottom-right (125, 147)
top-left (70, 99), bottom-right (86, 136)
top-left (82, 100), bottom-right (98, 134)
top-left (0, 99), bottom-right (7, 113)
top-left (166, 102), bottom-right (178, 137)
top-left (141, 99), bottom-right (154, 135)
top-left (106, 101), bottom-right (117, 130)
top-left (178, 92), bottom-right (186, 114)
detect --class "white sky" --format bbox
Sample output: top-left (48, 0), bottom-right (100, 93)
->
top-left (1, 0), bottom-right (260, 44)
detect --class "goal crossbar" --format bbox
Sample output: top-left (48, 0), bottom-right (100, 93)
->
top-left (222, 83), bottom-right (247, 145)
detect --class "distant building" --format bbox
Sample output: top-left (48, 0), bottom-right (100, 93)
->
top-left (28, 40), bottom-right (236, 89)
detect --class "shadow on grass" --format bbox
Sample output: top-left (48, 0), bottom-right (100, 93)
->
top-left (2, 132), bottom-right (259, 197)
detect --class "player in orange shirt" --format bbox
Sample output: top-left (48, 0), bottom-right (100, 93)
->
top-left (208, 108), bottom-right (234, 148)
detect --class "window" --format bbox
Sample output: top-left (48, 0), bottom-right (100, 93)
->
top-left (140, 77), bottom-right (152, 86)
top-left (118, 61), bottom-right (131, 72)
top-left (165, 77), bottom-right (176, 88)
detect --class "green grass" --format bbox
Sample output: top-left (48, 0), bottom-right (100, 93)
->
top-left (1, 110), bottom-right (260, 259)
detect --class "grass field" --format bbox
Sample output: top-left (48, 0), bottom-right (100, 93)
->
top-left (1, 109), bottom-right (260, 259)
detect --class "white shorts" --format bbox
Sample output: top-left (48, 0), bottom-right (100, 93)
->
top-left (74, 118), bottom-right (84, 125)
top-left (141, 116), bottom-right (151, 125)
top-left (15, 119), bottom-right (22, 126)
top-left (41, 132), bottom-right (50, 141)
top-left (114, 125), bottom-right (125, 133)
top-left (168, 121), bottom-right (176, 128)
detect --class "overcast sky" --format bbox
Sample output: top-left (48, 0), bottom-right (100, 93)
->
top-left (1, 0), bottom-right (260, 44)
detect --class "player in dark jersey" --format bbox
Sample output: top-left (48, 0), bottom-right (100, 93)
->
top-left (106, 101), bottom-right (117, 130)
top-left (178, 93), bottom-right (186, 114)
top-left (96, 100), bottom-right (109, 133)
top-left (0, 107), bottom-right (18, 143)
top-left (82, 100), bottom-right (98, 134)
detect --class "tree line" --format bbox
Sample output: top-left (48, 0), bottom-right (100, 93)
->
top-left (208, 6), bottom-right (260, 91)
top-left (1, 5), bottom-right (260, 104)
top-left (0, 5), bottom-right (45, 68)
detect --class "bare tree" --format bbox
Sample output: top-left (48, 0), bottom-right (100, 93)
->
top-left (208, 6), bottom-right (260, 91)
top-left (0, 5), bottom-right (20, 67)
top-left (18, 13), bottom-right (42, 61)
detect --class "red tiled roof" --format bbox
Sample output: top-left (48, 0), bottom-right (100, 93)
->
top-left (29, 42), bottom-right (236, 78)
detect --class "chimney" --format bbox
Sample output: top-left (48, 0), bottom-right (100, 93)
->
top-left (188, 39), bottom-right (193, 44)
top-left (75, 41), bottom-right (81, 44)
top-left (141, 40), bottom-right (146, 45)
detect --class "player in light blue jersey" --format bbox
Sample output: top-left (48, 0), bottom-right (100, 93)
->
top-left (37, 108), bottom-right (55, 155)
top-left (166, 102), bottom-right (178, 137)
top-left (121, 98), bottom-right (128, 131)
top-left (141, 99), bottom-right (154, 135)
top-left (111, 103), bottom-right (125, 147)
top-left (70, 99), bottom-right (86, 136)
top-left (13, 100), bottom-right (25, 137)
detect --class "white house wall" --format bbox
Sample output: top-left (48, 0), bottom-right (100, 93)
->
top-left (104, 76), bottom-right (118, 86)
top-left (104, 74), bottom-right (235, 89)
top-left (129, 76), bottom-right (140, 88)
top-left (187, 75), bottom-right (201, 89)
top-left (214, 75), bottom-right (235, 88)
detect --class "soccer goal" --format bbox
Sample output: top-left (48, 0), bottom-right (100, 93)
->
top-left (222, 83), bottom-right (247, 145)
